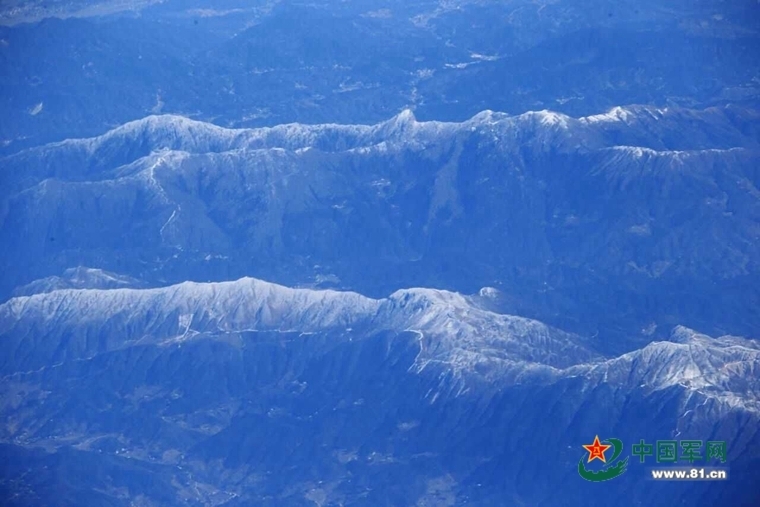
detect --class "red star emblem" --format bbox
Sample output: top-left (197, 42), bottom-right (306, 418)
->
top-left (583, 435), bottom-right (612, 463)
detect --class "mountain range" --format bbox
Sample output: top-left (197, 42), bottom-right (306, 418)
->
top-left (2, 0), bottom-right (758, 150)
top-left (2, 2), bottom-right (760, 505)
top-left (1, 106), bottom-right (759, 505)
top-left (1, 276), bottom-right (759, 506)
top-left (2, 105), bottom-right (759, 346)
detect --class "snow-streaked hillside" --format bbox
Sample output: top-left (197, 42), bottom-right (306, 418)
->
top-left (2, 105), bottom-right (759, 345)
top-left (11, 266), bottom-right (143, 296)
top-left (2, 108), bottom-right (759, 507)
top-left (582, 326), bottom-right (760, 412)
top-left (4, 104), bottom-right (758, 187)
top-left (2, 281), bottom-right (759, 506)
top-left (2, 277), bottom-right (758, 415)
top-left (0, 277), bottom-right (600, 377)
top-left (3, 2), bottom-right (760, 505)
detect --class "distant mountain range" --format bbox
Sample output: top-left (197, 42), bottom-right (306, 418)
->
top-left (1, 0), bottom-right (758, 150)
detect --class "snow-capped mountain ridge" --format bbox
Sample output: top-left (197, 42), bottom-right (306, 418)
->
top-left (0, 277), bottom-right (596, 375)
top-left (2, 277), bottom-right (758, 413)
top-left (11, 267), bottom-right (143, 296)
top-left (582, 326), bottom-right (760, 413)
top-left (5, 104), bottom-right (757, 199)
top-left (3, 4), bottom-right (759, 503)
top-left (2, 103), bottom-right (759, 348)
top-left (5, 104), bottom-right (757, 188)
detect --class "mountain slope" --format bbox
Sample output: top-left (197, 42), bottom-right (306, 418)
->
top-left (2, 106), bottom-right (759, 346)
top-left (1, 279), bottom-right (758, 506)
top-left (0, 277), bottom-right (600, 379)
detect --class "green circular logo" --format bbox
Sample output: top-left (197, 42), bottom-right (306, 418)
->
top-left (578, 436), bottom-right (629, 482)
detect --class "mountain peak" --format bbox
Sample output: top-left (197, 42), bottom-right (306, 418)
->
top-left (12, 267), bottom-right (143, 296)
top-left (669, 325), bottom-right (705, 344)
top-left (395, 109), bottom-right (416, 123)
top-left (374, 109), bottom-right (418, 136)
top-left (530, 110), bottom-right (571, 128)
top-left (581, 106), bottom-right (636, 123)
top-left (103, 114), bottom-right (241, 150)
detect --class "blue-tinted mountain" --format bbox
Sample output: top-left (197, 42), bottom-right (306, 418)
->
top-left (1, 0), bottom-right (758, 150)
top-left (2, 106), bottom-right (759, 346)
top-left (0, 278), bottom-right (758, 506)
top-left (2, 3), bottom-right (760, 506)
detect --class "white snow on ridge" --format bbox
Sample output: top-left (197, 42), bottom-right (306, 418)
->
top-left (11, 267), bottom-right (142, 297)
top-left (4, 103), bottom-right (753, 188)
top-left (5, 277), bottom-right (379, 333)
top-left (379, 287), bottom-right (599, 370)
top-left (579, 326), bottom-right (760, 412)
top-left (529, 110), bottom-right (571, 128)
top-left (605, 145), bottom-right (743, 157)
top-left (592, 145), bottom-right (753, 183)
top-left (1, 279), bottom-right (758, 411)
top-left (581, 106), bottom-right (634, 124)
top-left (0, 278), bottom-right (597, 377)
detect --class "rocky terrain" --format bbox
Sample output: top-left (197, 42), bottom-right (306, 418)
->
top-left (1, 278), bottom-right (759, 505)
